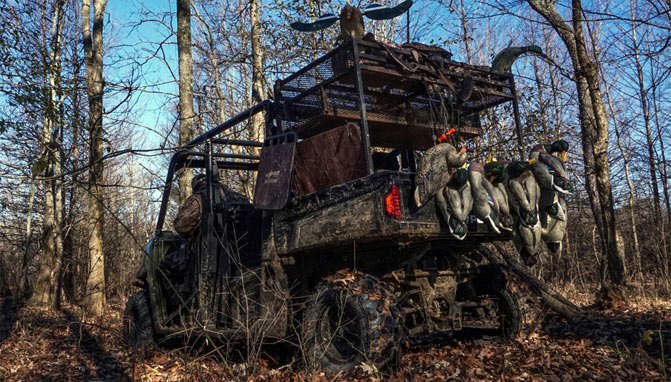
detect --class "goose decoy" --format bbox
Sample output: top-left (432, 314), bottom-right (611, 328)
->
top-left (437, 168), bottom-right (472, 240)
top-left (414, 143), bottom-right (467, 207)
top-left (468, 163), bottom-right (501, 234)
top-left (491, 45), bottom-right (544, 73)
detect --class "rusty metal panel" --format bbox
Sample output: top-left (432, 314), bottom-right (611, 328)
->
top-left (253, 142), bottom-right (296, 210)
top-left (293, 123), bottom-right (367, 196)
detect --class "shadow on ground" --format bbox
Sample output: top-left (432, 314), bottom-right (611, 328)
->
top-left (0, 298), bottom-right (17, 345)
top-left (543, 309), bottom-right (671, 366)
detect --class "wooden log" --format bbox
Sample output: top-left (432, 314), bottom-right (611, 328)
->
top-left (476, 242), bottom-right (585, 320)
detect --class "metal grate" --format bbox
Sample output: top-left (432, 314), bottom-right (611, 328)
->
top-left (275, 40), bottom-right (516, 151)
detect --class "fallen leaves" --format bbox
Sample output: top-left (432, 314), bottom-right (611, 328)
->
top-left (0, 297), bottom-right (669, 381)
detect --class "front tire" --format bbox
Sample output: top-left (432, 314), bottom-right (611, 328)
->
top-left (301, 271), bottom-right (403, 373)
top-left (122, 292), bottom-right (154, 348)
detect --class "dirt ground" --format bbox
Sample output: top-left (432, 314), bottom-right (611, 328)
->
top-left (0, 292), bottom-right (669, 382)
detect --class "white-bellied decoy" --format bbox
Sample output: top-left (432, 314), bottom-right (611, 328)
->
top-left (529, 139), bottom-right (571, 195)
top-left (541, 192), bottom-right (567, 256)
top-left (436, 168), bottom-right (472, 240)
top-left (468, 162), bottom-right (501, 234)
top-left (506, 160), bottom-right (542, 266)
top-left (484, 159), bottom-right (514, 232)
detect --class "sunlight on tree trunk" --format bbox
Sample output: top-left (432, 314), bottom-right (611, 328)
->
top-left (30, 0), bottom-right (66, 309)
top-left (526, 0), bottom-right (625, 290)
top-left (82, 0), bottom-right (108, 315)
top-left (177, 0), bottom-right (196, 205)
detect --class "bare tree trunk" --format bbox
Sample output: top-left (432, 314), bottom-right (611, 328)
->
top-left (592, 11), bottom-right (642, 283)
top-left (630, 5), bottom-right (661, 223)
top-left (31, 0), bottom-right (66, 309)
top-left (64, 1), bottom-right (83, 301)
top-left (82, 0), bottom-right (108, 315)
top-left (650, 63), bottom-right (671, 289)
top-left (526, 0), bottom-right (625, 288)
top-left (457, 0), bottom-right (473, 64)
top-left (250, 0), bottom-right (266, 143)
top-left (239, 0), bottom-right (266, 198)
top-left (191, 6), bottom-right (226, 124)
top-left (177, 0), bottom-right (195, 205)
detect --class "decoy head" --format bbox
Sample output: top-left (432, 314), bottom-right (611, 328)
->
top-left (507, 159), bottom-right (534, 179)
top-left (549, 139), bottom-right (569, 162)
top-left (484, 161), bottom-right (507, 184)
top-left (448, 168), bottom-right (469, 189)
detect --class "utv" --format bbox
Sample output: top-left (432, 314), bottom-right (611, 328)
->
top-left (123, 38), bottom-right (534, 372)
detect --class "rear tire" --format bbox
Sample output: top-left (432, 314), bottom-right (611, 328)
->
top-left (122, 292), bottom-right (154, 348)
top-left (301, 271), bottom-right (403, 373)
top-left (471, 265), bottom-right (542, 340)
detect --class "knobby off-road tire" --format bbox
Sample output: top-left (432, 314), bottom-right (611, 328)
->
top-left (500, 267), bottom-right (545, 339)
top-left (473, 265), bottom-right (544, 340)
top-left (301, 271), bottom-right (403, 374)
top-left (122, 292), bottom-right (154, 348)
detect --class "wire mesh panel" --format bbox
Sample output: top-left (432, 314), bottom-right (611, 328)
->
top-left (275, 39), bottom-right (516, 151)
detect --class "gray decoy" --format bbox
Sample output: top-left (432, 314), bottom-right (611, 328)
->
top-left (491, 45), bottom-right (544, 73)
top-left (506, 160), bottom-right (540, 228)
top-left (468, 163), bottom-right (501, 234)
top-left (484, 159), bottom-right (513, 232)
top-left (436, 168), bottom-right (472, 240)
top-left (529, 140), bottom-right (571, 194)
top-left (506, 160), bottom-right (542, 266)
top-left (541, 193), bottom-right (567, 255)
top-left (414, 143), bottom-right (468, 207)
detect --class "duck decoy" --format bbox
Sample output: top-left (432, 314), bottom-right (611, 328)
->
top-left (436, 168), bottom-right (472, 240)
top-left (468, 162), bottom-right (501, 234)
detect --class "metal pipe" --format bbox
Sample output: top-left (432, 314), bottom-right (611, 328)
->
top-left (179, 151), bottom-right (260, 161)
top-left (209, 138), bottom-right (264, 147)
top-left (352, 39), bottom-right (375, 175)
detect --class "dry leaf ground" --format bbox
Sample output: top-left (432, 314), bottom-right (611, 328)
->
top-left (0, 290), bottom-right (669, 381)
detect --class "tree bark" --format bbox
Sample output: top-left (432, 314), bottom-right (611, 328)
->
top-left (31, 0), bottom-right (66, 309)
top-left (630, 5), bottom-right (661, 223)
top-left (526, 0), bottom-right (625, 287)
top-left (82, 0), bottom-right (108, 315)
top-left (250, 0), bottom-right (266, 143)
top-left (177, 0), bottom-right (195, 205)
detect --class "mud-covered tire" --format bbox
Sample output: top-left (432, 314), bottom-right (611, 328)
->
top-left (472, 265), bottom-right (544, 340)
top-left (122, 292), bottom-right (154, 348)
top-left (500, 267), bottom-right (545, 339)
top-left (301, 271), bottom-right (403, 373)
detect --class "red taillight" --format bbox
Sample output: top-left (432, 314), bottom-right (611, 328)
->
top-left (383, 185), bottom-right (403, 220)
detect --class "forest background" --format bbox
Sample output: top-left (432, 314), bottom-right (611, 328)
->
top-left (0, 0), bottom-right (669, 378)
